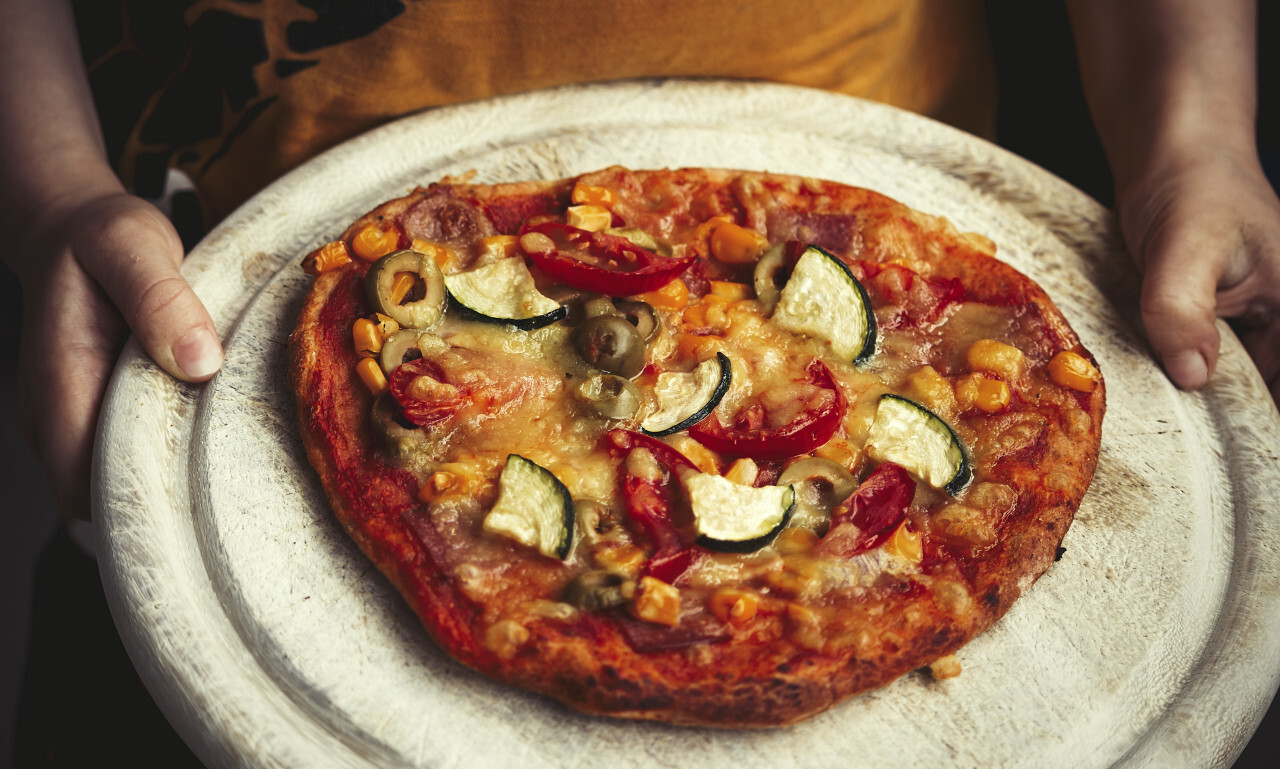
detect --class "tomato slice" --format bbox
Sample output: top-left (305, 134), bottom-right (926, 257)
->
top-left (606, 430), bottom-right (701, 583)
top-left (519, 221), bottom-right (694, 296)
top-left (688, 359), bottom-right (845, 460)
top-left (815, 462), bottom-right (916, 558)
top-left (388, 358), bottom-right (466, 427)
top-left (389, 351), bottom-right (542, 428)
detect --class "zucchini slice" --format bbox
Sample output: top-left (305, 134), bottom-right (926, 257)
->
top-left (772, 245), bottom-right (876, 364)
top-left (640, 352), bottom-right (732, 437)
top-left (685, 473), bottom-right (795, 553)
top-left (444, 257), bottom-right (567, 330)
top-left (864, 394), bottom-right (971, 495)
top-left (482, 455), bottom-right (574, 559)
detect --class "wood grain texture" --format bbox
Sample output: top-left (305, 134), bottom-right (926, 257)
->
top-left (93, 80), bottom-right (1280, 769)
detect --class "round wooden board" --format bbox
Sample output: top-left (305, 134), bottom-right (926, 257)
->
top-left (94, 80), bottom-right (1280, 769)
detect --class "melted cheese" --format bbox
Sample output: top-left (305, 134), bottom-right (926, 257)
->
top-left (388, 224), bottom-right (1075, 648)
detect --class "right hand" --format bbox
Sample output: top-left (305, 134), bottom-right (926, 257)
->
top-left (1116, 144), bottom-right (1280, 404)
top-left (14, 188), bottom-right (223, 521)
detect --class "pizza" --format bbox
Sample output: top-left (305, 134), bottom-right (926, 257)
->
top-left (288, 166), bottom-right (1105, 727)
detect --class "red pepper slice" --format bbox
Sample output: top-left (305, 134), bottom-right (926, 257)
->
top-left (688, 359), bottom-right (845, 460)
top-left (520, 221), bottom-right (694, 296)
top-left (606, 430), bottom-right (701, 583)
top-left (815, 462), bottom-right (916, 558)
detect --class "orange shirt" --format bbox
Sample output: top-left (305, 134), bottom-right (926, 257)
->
top-left (79, 0), bottom-right (994, 223)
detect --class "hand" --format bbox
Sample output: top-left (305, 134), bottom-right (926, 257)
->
top-left (1117, 146), bottom-right (1280, 404)
top-left (14, 190), bottom-right (223, 521)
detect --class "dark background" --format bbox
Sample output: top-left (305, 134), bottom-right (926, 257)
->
top-left (1, 3), bottom-right (1276, 767)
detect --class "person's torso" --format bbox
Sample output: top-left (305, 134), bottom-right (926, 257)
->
top-left (76, 0), bottom-right (994, 223)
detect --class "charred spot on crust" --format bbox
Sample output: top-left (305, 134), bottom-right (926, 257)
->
top-left (1055, 546), bottom-right (1067, 561)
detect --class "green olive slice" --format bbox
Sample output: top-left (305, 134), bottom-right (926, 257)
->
top-left (572, 314), bottom-right (646, 378)
top-left (581, 296), bottom-right (618, 320)
top-left (370, 394), bottom-right (420, 457)
top-left (378, 329), bottom-right (448, 374)
top-left (563, 569), bottom-right (633, 610)
top-left (776, 457), bottom-right (857, 533)
top-left (576, 374), bottom-right (642, 420)
top-left (752, 243), bottom-right (787, 313)
top-left (613, 299), bottom-right (660, 342)
top-left (377, 329), bottom-right (419, 374)
top-left (366, 249), bottom-right (446, 330)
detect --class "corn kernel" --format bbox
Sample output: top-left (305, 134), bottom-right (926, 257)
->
top-left (636, 278), bottom-right (689, 311)
top-left (773, 527), bottom-right (819, 554)
top-left (352, 317), bottom-right (382, 358)
top-left (630, 576), bottom-right (681, 627)
top-left (571, 182), bottom-right (618, 208)
top-left (966, 339), bottom-right (1025, 379)
top-left (958, 373), bottom-right (1011, 413)
top-left (929, 654), bottom-right (963, 680)
top-left (904, 365), bottom-right (957, 420)
top-left (373, 313), bottom-right (399, 338)
top-left (785, 603), bottom-right (825, 651)
top-left (974, 377), bottom-right (1011, 412)
top-left (1048, 351), bottom-right (1100, 393)
top-left (483, 619), bottom-right (530, 660)
top-left (301, 240), bottom-right (353, 274)
top-left (355, 357), bottom-right (388, 396)
top-left (708, 280), bottom-right (752, 301)
top-left (883, 520), bottom-right (923, 563)
top-left (480, 234), bottom-right (519, 260)
top-left (411, 239), bottom-right (456, 270)
top-left (591, 543), bottom-right (647, 576)
top-left (681, 303), bottom-right (708, 328)
top-left (418, 471), bottom-right (459, 504)
top-left (813, 437), bottom-right (861, 472)
top-left (709, 589), bottom-right (759, 626)
top-left (683, 300), bottom-right (730, 332)
top-left (710, 221), bottom-right (768, 264)
top-left (675, 332), bottom-right (720, 362)
top-left (765, 558), bottom-right (820, 598)
top-left (351, 222), bottom-right (400, 262)
top-left (418, 462), bottom-right (487, 504)
top-left (663, 435), bottom-right (720, 475)
top-left (566, 204), bottom-right (613, 232)
top-left (704, 303), bottom-right (730, 330)
top-left (723, 457), bottom-right (759, 486)
top-left (389, 272), bottom-right (416, 305)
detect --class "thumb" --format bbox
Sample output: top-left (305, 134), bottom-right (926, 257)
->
top-left (78, 196), bottom-right (223, 381)
top-left (1137, 230), bottom-right (1222, 390)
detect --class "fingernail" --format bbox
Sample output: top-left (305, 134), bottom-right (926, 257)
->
top-left (1166, 350), bottom-right (1209, 390)
top-left (174, 327), bottom-right (223, 379)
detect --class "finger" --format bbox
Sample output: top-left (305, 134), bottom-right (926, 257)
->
top-left (17, 257), bottom-right (126, 521)
top-left (76, 199), bottom-right (223, 382)
top-left (1137, 229), bottom-right (1224, 390)
top-left (1233, 317), bottom-right (1280, 406)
